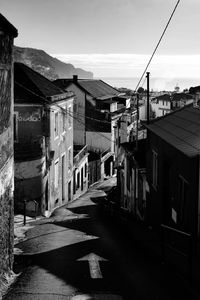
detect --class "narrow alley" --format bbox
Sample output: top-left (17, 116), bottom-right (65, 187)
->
top-left (4, 179), bottom-right (200, 300)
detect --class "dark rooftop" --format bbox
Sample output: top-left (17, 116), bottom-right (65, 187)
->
top-left (152, 94), bottom-right (171, 103)
top-left (171, 92), bottom-right (194, 102)
top-left (0, 13), bottom-right (18, 37)
top-left (145, 103), bottom-right (200, 157)
top-left (14, 63), bottom-right (70, 102)
top-left (54, 78), bottom-right (120, 100)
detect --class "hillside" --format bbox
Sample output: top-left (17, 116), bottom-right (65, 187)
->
top-left (14, 46), bottom-right (93, 81)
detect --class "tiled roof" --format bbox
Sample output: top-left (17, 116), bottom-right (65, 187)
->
top-left (78, 80), bottom-right (120, 99)
top-left (54, 78), bottom-right (120, 99)
top-left (0, 13), bottom-right (18, 37)
top-left (152, 94), bottom-right (171, 102)
top-left (145, 104), bottom-right (200, 157)
top-left (14, 63), bottom-right (66, 100)
top-left (14, 83), bottom-right (42, 104)
top-left (53, 79), bottom-right (72, 90)
top-left (171, 93), bottom-right (194, 102)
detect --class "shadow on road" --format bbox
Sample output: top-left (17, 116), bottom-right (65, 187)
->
top-left (7, 199), bottom-right (200, 300)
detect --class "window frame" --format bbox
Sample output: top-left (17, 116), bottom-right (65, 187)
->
top-left (54, 111), bottom-right (59, 139)
top-left (68, 146), bottom-right (72, 171)
top-left (68, 105), bottom-right (72, 129)
top-left (152, 150), bottom-right (158, 189)
top-left (14, 111), bottom-right (18, 142)
top-left (178, 175), bottom-right (188, 224)
top-left (54, 159), bottom-right (59, 188)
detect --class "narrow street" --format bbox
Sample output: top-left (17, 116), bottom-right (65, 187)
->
top-left (4, 180), bottom-right (200, 300)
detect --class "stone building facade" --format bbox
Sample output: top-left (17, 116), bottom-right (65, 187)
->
top-left (0, 14), bottom-right (18, 275)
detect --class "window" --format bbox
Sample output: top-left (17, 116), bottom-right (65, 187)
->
top-left (77, 172), bottom-right (80, 189)
top-left (178, 175), bottom-right (188, 225)
top-left (55, 112), bottom-right (59, 138)
top-left (62, 111), bottom-right (66, 132)
top-left (152, 150), bottom-right (158, 188)
top-left (68, 106), bottom-right (72, 128)
top-left (54, 160), bottom-right (59, 188)
top-left (14, 112), bottom-right (18, 142)
top-left (85, 163), bottom-right (87, 177)
top-left (68, 147), bottom-right (72, 171)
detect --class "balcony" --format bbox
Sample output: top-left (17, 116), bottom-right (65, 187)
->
top-left (73, 145), bottom-right (88, 167)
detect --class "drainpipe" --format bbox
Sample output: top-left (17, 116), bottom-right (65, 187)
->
top-left (136, 93), bottom-right (139, 150)
top-left (146, 72), bottom-right (150, 124)
top-left (197, 154), bottom-right (200, 253)
top-left (84, 93), bottom-right (87, 145)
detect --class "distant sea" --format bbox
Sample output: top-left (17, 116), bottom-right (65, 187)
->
top-left (97, 77), bottom-right (200, 92)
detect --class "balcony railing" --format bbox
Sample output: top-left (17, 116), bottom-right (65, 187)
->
top-left (73, 145), bottom-right (88, 166)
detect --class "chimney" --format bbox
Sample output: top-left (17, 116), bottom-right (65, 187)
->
top-left (73, 75), bottom-right (78, 82)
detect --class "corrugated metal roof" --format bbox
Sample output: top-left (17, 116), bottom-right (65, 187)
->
top-left (152, 94), bottom-right (171, 102)
top-left (77, 80), bottom-right (120, 99)
top-left (14, 63), bottom-right (66, 99)
top-left (172, 93), bottom-right (194, 102)
top-left (54, 78), bottom-right (120, 99)
top-left (0, 13), bottom-right (18, 37)
top-left (145, 104), bottom-right (200, 157)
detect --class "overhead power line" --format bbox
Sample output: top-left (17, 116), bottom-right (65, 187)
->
top-left (15, 80), bottom-right (114, 144)
top-left (134, 0), bottom-right (181, 93)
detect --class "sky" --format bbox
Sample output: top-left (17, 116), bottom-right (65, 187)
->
top-left (2, 0), bottom-right (200, 81)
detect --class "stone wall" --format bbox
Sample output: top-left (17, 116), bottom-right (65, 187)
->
top-left (0, 31), bottom-right (14, 275)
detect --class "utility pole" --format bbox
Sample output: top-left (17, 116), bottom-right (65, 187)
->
top-left (135, 93), bottom-right (139, 150)
top-left (146, 72), bottom-right (150, 124)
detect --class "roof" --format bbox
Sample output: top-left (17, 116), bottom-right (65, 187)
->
top-left (152, 94), bottom-right (171, 103)
top-left (78, 80), bottom-right (120, 99)
top-left (14, 63), bottom-right (71, 103)
top-left (54, 78), bottom-right (120, 100)
top-left (14, 83), bottom-right (42, 104)
top-left (145, 103), bottom-right (200, 157)
top-left (171, 93), bottom-right (194, 102)
top-left (0, 14), bottom-right (18, 37)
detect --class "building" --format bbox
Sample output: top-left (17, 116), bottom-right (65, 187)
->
top-left (151, 94), bottom-right (171, 118)
top-left (171, 92), bottom-right (194, 111)
top-left (54, 76), bottom-right (130, 179)
top-left (151, 92), bottom-right (194, 119)
top-left (73, 145), bottom-right (89, 200)
top-left (144, 101), bottom-right (200, 272)
top-left (14, 63), bottom-right (74, 216)
top-left (115, 137), bottom-right (148, 219)
top-left (0, 14), bottom-right (18, 276)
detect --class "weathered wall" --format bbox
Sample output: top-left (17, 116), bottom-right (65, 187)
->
top-left (0, 32), bottom-right (14, 274)
top-left (14, 105), bottom-right (43, 142)
top-left (65, 83), bottom-right (86, 145)
top-left (73, 155), bottom-right (88, 200)
top-left (146, 130), bottom-right (198, 235)
top-left (14, 156), bottom-right (46, 215)
top-left (14, 105), bottom-right (46, 215)
top-left (86, 131), bottom-right (111, 153)
top-left (49, 98), bottom-right (74, 211)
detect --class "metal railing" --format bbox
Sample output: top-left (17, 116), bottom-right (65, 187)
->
top-left (161, 224), bottom-right (193, 279)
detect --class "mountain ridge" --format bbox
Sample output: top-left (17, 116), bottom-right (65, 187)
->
top-left (14, 46), bottom-right (93, 81)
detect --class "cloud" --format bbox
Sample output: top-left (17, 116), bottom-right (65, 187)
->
top-left (52, 53), bottom-right (200, 78)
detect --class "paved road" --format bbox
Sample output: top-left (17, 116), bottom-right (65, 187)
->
top-left (4, 184), bottom-right (200, 299)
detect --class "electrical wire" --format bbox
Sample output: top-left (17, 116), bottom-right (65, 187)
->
top-left (134, 0), bottom-right (181, 93)
top-left (122, 0), bottom-right (181, 118)
top-left (15, 80), bottom-right (115, 144)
